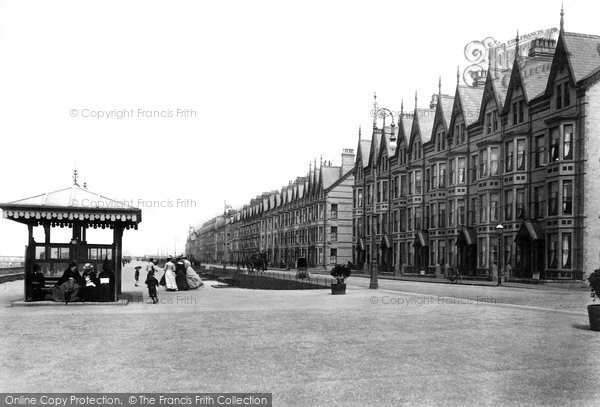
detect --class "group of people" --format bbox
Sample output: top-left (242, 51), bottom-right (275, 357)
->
top-left (143, 256), bottom-right (204, 304)
top-left (50, 261), bottom-right (115, 303)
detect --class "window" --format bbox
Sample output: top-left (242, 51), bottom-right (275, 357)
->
top-left (376, 182), bottom-right (381, 203)
top-left (505, 190), bottom-right (513, 221)
top-left (430, 203), bottom-right (437, 228)
top-left (548, 234), bottom-right (558, 269)
top-left (439, 203), bottom-right (446, 228)
top-left (382, 213), bottom-right (388, 235)
top-left (490, 193), bottom-right (499, 222)
top-left (471, 154), bottom-right (478, 181)
top-left (535, 186), bottom-right (545, 219)
top-left (376, 214), bottom-right (381, 235)
top-left (432, 165), bottom-right (438, 189)
top-left (458, 158), bottom-right (466, 184)
top-left (556, 84), bottom-right (562, 109)
top-left (458, 200), bottom-right (466, 226)
top-left (563, 124), bottom-right (573, 160)
top-left (481, 149), bottom-right (488, 177)
top-left (562, 233), bottom-right (572, 269)
top-left (479, 237), bottom-right (487, 268)
top-left (415, 170), bottom-right (422, 194)
top-left (330, 248), bottom-right (337, 265)
top-left (331, 204), bottom-right (338, 219)
top-left (518, 100), bottom-right (524, 123)
top-left (430, 241), bottom-right (437, 266)
top-left (490, 147), bottom-right (499, 176)
top-left (479, 194), bottom-right (488, 224)
top-left (505, 141), bottom-right (514, 172)
top-left (548, 182), bottom-right (559, 216)
top-left (382, 180), bottom-right (388, 202)
top-left (393, 176), bottom-right (399, 199)
top-left (439, 164), bottom-right (446, 188)
top-left (449, 158), bottom-right (455, 185)
top-left (400, 209), bottom-right (407, 232)
top-left (516, 188), bottom-right (526, 219)
top-left (492, 111), bottom-right (498, 132)
top-left (550, 127), bottom-right (560, 161)
top-left (408, 172), bottom-right (414, 195)
top-left (400, 175), bottom-right (407, 197)
top-left (425, 168), bottom-right (431, 192)
top-left (408, 208), bottom-right (413, 231)
top-left (393, 210), bottom-right (398, 233)
top-left (470, 197), bottom-right (477, 225)
top-left (517, 139), bottom-right (526, 170)
top-left (415, 207), bottom-right (422, 230)
top-left (438, 240), bottom-right (446, 265)
top-left (330, 226), bottom-right (337, 242)
top-left (486, 112), bottom-right (492, 134)
top-left (563, 83), bottom-right (570, 107)
top-left (460, 124), bottom-right (466, 144)
top-left (563, 180), bottom-right (573, 215)
top-left (512, 102), bottom-right (518, 125)
top-left (449, 200), bottom-right (455, 227)
top-left (357, 189), bottom-right (363, 207)
top-left (535, 135), bottom-right (546, 167)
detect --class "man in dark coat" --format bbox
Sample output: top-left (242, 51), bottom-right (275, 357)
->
top-left (98, 264), bottom-right (116, 302)
top-left (55, 262), bottom-right (81, 286)
top-left (26, 264), bottom-right (46, 301)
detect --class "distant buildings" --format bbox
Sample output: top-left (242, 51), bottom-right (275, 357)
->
top-left (188, 11), bottom-right (600, 282)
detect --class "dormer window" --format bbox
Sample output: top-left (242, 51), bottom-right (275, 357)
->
top-left (492, 111), bottom-right (498, 132)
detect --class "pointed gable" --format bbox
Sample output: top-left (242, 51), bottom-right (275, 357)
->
top-left (563, 32), bottom-right (600, 82)
top-left (455, 86), bottom-right (484, 127)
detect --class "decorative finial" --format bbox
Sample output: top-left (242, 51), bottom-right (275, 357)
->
top-left (560, 4), bottom-right (564, 32)
top-left (457, 66), bottom-right (460, 86)
top-left (320, 154), bottom-right (323, 167)
top-left (72, 168), bottom-right (79, 186)
top-left (373, 92), bottom-right (378, 129)
top-left (83, 179), bottom-right (87, 190)
top-left (515, 30), bottom-right (520, 59)
top-left (309, 161), bottom-right (312, 173)
top-left (438, 76), bottom-right (442, 97)
top-left (401, 99), bottom-right (404, 115)
top-left (414, 90), bottom-right (418, 110)
top-left (358, 125), bottom-right (362, 140)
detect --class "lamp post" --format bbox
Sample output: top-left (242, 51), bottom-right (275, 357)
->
top-left (496, 224), bottom-right (504, 286)
top-left (370, 106), bottom-right (396, 289)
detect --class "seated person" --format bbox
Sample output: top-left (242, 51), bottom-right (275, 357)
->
top-left (80, 263), bottom-right (99, 302)
top-left (27, 264), bottom-right (46, 301)
top-left (51, 262), bottom-right (82, 303)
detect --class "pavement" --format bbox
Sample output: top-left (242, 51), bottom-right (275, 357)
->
top-left (1, 262), bottom-right (599, 406)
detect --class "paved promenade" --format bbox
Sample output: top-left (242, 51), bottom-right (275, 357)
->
top-left (0, 262), bottom-right (599, 406)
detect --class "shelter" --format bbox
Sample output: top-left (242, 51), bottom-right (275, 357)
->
top-left (0, 179), bottom-right (142, 301)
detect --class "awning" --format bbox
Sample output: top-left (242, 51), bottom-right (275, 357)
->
top-left (456, 228), bottom-right (477, 246)
top-left (380, 235), bottom-right (390, 248)
top-left (356, 238), bottom-right (365, 251)
top-left (413, 231), bottom-right (428, 248)
top-left (515, 221), bottom-right (543, 242)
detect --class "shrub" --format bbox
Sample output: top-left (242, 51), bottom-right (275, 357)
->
top-left (330, 264), bottom-right (351, 284)
top-left (588, 269), bottom-right (600, 301)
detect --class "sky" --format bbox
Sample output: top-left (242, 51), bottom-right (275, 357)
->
top-left (0, 0), bottom-right (598, 256)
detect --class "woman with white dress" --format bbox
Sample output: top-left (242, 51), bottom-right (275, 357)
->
top-left (163, 255), bottom-right (178, 291)
top-left (183, 256), bottom-right (204, 289)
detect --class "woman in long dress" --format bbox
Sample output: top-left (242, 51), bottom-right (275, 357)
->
top-left (163, 256), bottom-right (178, 291)
top-left (183, 257), bottom-right (203, 289)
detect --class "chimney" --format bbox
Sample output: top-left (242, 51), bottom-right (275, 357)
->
top-left (429, 94), bottom-right (438, 109)
top-left (528, 38), bottom-right (556, 58)
top-left (341, 148), bottom-right (355, 176)
top-left (472, 69), bottom-right (487, 87)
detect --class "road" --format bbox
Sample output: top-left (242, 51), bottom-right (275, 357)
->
top-left (0, 262), bottom-right (598, 406)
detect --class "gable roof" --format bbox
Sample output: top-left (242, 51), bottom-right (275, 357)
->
top-left (321, 166), bottom-right (341, 189)
top-left (563, 32), bottom-right (600, 82)
top-left (455, 86), bottom-right (484, 126)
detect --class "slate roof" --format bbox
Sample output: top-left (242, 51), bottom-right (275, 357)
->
top-left (415, 108), bottom-right (436, 143)
top-left (456, 86), bottom-right (484, 126)
top-left (563, 32), bottom-right (600, 82)
top-left (321, 166), bottom-right (341, 189)
top-left (359, 139), bottom-right (371, 167)
top-left (398, 114), bottom-right (414, 146)
top-left (518, 56), bottom-right (553, 100)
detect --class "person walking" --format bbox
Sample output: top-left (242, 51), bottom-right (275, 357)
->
top-left (163, 255), bottom-right (178, 291)
top-left (145, 269), bottom-right (160, 304)
top-left (134, 266), bottom-right (141, 286)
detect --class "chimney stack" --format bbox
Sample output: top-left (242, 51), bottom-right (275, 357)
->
top-left (341, 148), bottom-right (355, 176)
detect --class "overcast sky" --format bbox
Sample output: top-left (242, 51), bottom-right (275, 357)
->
top-left (0, 0), bottom-right (597, 256)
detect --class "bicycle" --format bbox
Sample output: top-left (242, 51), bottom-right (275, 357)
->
top-left (445, 267), bottom-right (462, 284)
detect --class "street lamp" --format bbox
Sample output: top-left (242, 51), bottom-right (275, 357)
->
top-left (496, 224), bottom-right (504, 286)
top-left (370, 106), bottom-right (396, 289)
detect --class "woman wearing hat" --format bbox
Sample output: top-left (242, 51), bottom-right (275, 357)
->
top-left (51, 262), bottom-right (82, 303)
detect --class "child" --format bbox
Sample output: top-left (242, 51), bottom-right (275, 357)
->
top-left (134, 266), bottom-right (142, 286)
top-left (145, 269), bottom-right (159, 304)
